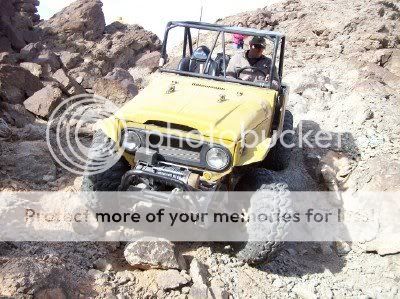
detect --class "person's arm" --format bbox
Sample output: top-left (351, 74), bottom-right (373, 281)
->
top-left (263, 57), bottom-right (280, 89)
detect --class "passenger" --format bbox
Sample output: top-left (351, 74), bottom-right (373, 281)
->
top-left (226, 36), bottom-right (279, 88)
top-left (232, 22), bottom-right (246, 50)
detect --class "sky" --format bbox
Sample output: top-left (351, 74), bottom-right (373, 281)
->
top-left (38, 0), bottom-right (279, 39)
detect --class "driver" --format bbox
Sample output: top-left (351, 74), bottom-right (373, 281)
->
top-left (226, 36), bottom-right (279, 88)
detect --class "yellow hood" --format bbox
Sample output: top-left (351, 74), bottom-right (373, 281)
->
top-left (115, 73), bottom-right (277, 141)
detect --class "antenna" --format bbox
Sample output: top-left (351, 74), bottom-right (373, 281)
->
top-left (196, 0), bottom-right (204, 48)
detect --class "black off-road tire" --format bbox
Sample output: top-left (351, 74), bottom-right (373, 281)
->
top-left (234, 169), bottom-right (291, 264)
top-left (81, 130), bottom-right (130, 192)
top-left (263, 110), bottom-right (294, 171)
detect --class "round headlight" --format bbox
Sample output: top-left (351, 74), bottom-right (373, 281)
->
top-left (206, 147), bottom-right (229, 170)
top-left (122, 131), bottom-right (141, 153)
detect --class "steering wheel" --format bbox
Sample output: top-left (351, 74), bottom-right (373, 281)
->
top-left (235, 66), bottom-right (267, 80)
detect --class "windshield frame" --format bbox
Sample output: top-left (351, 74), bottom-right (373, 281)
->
top-left (159, 21), bottom-right (285, 89)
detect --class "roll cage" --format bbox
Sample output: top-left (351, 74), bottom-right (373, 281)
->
top-left (159, 21), bottom-right (286, 89)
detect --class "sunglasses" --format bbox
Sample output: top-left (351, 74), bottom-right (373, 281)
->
top-left (253, 44), bottom-right (265, 49)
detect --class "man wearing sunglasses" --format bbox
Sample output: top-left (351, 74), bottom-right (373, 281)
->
top-left (226, 36), bottom-right (278, 88)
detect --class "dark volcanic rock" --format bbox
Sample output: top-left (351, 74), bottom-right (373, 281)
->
top-left (0, 64), bottom-right (43, 104)
top-left (40, 0), bottom-right (106, 41)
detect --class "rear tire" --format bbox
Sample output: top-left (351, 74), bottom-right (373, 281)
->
top-left (263, 110), bottom-right (293, 171)
top-left (234, 169), bottom-right (291, 264)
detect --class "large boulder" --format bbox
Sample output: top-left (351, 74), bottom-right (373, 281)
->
top-left (93, 68), bottom-right (138, 105)
top-left (0, 64), bottom-right (43, 104)
top-left (23, 85), bottom-right (63, 118)
top-left (40, 0), bottom-right (106, 41)
top-left (0, 141), bottom-right (57, 183)
top-left (95, 22), bottom-right (161, 71)
top-left (123, 238), bottom-right (186, 270)
top-left (0, 0), bottom-right (39, 52)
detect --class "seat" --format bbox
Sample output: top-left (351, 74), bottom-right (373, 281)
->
top-left (215, 52), bottom-right (231, 76)
top-left (177, 46), bottom-right (217, 76)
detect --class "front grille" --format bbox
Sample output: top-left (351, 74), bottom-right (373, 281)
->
top-left (158, 146), bottom-right (201, 162)
top-left (123, 128), bottom-right (231, 172)
top-left (130, 130), bottom-right (206, 168)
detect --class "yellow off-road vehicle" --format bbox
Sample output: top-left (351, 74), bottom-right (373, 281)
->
top-left (82, 22), bottom-right (293, 263)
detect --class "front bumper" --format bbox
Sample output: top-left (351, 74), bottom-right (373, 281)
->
top-left (119, 162), bottom-right (199, 191)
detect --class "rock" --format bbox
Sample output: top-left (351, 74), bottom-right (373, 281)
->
top-left (123, 238), bottom-right (186, 270)
top-left (87, 269), bottom-right (108, 285)
top-left (189, 283), bottom-right (209, 298)
top-left (0, 64), bottom-right (44, 104)
top-left (59, 51), bottom-right (83, 69)
top-left (189, 259), bottom-right (209, 285)
top-left (209, 279), bottom-right (229, 299)
top-left (0, 118), bottom-right (12, 139)
top-left (93, 258), bottom-right (113, 272)
top-left (155, 269), bottom-right (190, 291)
top-left (93, 68), bottom-right (138, 105)
top-left (335, 241), bottom-right (351, 255)
top-left (0, 102), bottom-right (36, 127)
top-left (115, 270), bottom-right (136, 285)
top-left (365, 238), bottom-right (400, 256)
top-left (40, 0), bottom-right (106, 41)
top-left (52, 68), bottom-right (86, 96)
top-left (20, 42), bottom-right (43, 61)
top-left (23, 85), bottom-right (63, 118)
top-left (129, 67), bottom-right (153, 89)
top-left (34, 288), bottom-right (67, 299)
top-left (96, 22), bottom-right (161, 70)
top-left (0, 0), bottom-right (39, 51)
top-left (135, 51), bottom-right (161, 70)
top-left (0, 141), bottom-right (57, 183)
top-left (385, 49), bottom-right (400, 76)
top-left (292, 283), bottom-right (317, 299)
top-left (15, 123), bottom-right (47, 141)
top-left (33, 50), bottom-right (61, 76)
top-left (19, 62), bottom-right (42, 77)
top-left (0, 52), bottom-right (18, 64)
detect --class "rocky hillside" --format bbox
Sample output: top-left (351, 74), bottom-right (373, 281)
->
top-left (0, 0), bottom-right (399, 298)
top-left (0, 0), bottom-right (161, 188)
top-left (222, 0), bottom-right (400, 192)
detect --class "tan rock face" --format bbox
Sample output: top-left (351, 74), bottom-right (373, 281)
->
top-left (23, 85), bottom-right (63, 118)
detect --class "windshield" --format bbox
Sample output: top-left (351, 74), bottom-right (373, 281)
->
top-left (159, 22), bottom-right (284, 89)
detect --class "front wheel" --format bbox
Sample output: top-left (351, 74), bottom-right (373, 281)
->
top-left (81, 130), bottom-right (130, 192)
top-left (234, 169), bottom-right (291, 264)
